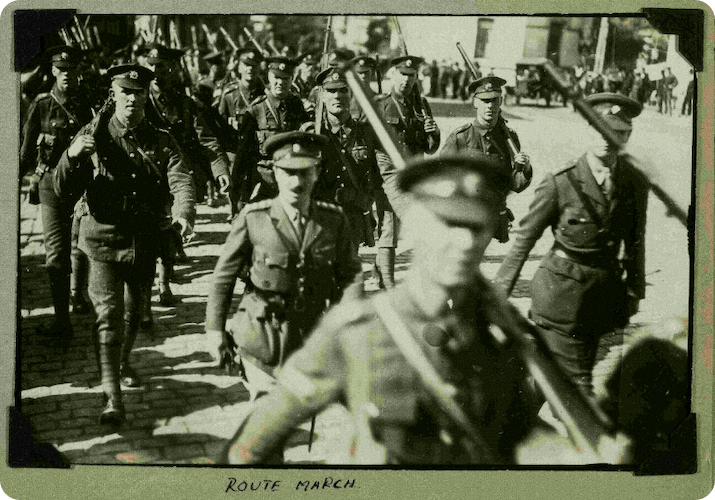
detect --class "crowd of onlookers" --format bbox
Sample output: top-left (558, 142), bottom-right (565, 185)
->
top-left (413, 58), bottom-right (695, 117)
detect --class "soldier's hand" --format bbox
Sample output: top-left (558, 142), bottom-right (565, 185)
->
top-left (173, 217), bottom-right (194, 241)
top-left (206, 329), bottom-right (224, 364)
top-left (423, 117), bottom-right (438, 135)
top-left (514, 152), bottom-right (531, 173)
top-left (67, 135), bottom-right (96, 159)
top-left (217, 174), bottom-right (230, 195)
top-left (257, 159), bottom-right (274, 169)
top-left (302, 98), bottom-right (316, 114)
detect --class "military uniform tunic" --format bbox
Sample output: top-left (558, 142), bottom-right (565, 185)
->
top-left (227, 285), bottom-right (538, 464)
top-left (206, 198), bottom-right (361, 369)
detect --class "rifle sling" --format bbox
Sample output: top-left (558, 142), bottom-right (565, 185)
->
top-left (565, 169), bottom-right (605, 228)
top-left (324, 124), bottom-right (368, 203)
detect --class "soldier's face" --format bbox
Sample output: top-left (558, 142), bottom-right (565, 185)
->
top-left (111, 83), bottom-right (148, 124)
top-left (392, 71), bottom-right (416, 96)
top-left (268, 71), bottom-right (291, 99)
top-left (239, 61), bottom-right (256, 81)
top-left (473, 95), bottom-right (502, 127)
top-left (52, 65), bottom-right (79, 92)
top-left (588, 127), bottom-right (631, 160)
top-left (355, 70), bottom-right (372, 83)
top-left (299, 63), bottom-right (317, 81)
top-left (323, 87), bottom-right (350, 115)
top-left (408, 203), bottom-right (495, 289)
top-left (274, 165), bottom-right (318, 207)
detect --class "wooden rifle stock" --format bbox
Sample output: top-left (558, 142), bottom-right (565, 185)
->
top-left (314, 16), bottom-right (333, 135)
top-left (243, 27), bottom-right (270, 58)
top-left (391, 16), bottom-right (431, 121)
top-left (542, 60), bottom-right (688, 227)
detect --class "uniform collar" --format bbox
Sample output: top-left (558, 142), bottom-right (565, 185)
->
top-left (51, 84), bottom-right (69, 104)
top-left (586, 152), bottom-right (616, 186)
top-left (109, 113), bottom-right (147, 138)
top-left (278, 196), bottom-right (310, 223)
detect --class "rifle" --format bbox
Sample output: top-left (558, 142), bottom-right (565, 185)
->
top-left (456, 41), bottom-right (519, 158)
top-left (201, 23), bottom-right (218, 53)
top-left (170, 22), bottom-right (195, 98)
top-left (344, 63), bottom-right (620, 462)
top-left (314, 15), bottom-right (333, 134)
top-left (391, 16), bottom-right (432, 123)
top-left (541, 60), bottom-right (688, 227)
top-left (190, 26), bottom-right (200, 72)
top-left (267, 39), bottom-right (282, 57)
top-left (219, 27), bottom-right (240, 52)
top-left (243, 27), bottom-right (270, 58)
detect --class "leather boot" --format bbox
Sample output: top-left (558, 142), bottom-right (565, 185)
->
top-left (120, 321), bottom-right (141, 388)
top-left (206, 181), bottom-right (218, 208)
top-left (98, 342), bottom-right (124, 426)
top-left (374, 248), bottom-right (396, 289)
top-left (45, 270), bottom-right (73, 347)
top-left (70, 252), bottom-right (91, 314)
top-left (157, 259), bottom-right (176, 306)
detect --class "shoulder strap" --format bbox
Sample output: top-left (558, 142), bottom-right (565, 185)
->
top-left (371, 296), bottom-right (495, 462)
top-left (49, 90), bottom-right (79, 124)
top-left (565, 169), bottom-right (603, 227)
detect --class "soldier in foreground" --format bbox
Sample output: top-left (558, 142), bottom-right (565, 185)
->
top-left (20, 45), bottom-right (96, 345)
top-left (372, 55), bottom-right (440, 288)
top-left (441, 75), bottom-right (533, 243)
top-left (205, 131), bottom-right (361, 397)
top-left (495, 93), bottom-right (648, 395)
top-left (215, 153), bottom-right (589, 465)
top-left (54, 64), bottom-right (196, 425)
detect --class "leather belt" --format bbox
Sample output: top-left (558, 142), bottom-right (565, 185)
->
top-left (552, 244), bottom-right (618, 269)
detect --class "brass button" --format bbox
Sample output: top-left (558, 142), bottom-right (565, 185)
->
top-left (129, 153), bottom-right (136, 158)
top-left (439, 430), bottom-right (453, 446)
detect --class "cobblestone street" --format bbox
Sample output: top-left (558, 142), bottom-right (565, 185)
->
top-left (16, 97), bottom-right (693, 466)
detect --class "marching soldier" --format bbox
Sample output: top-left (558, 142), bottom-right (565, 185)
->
top-left (292, 52), bottom-right (319, 101)
top-left (441, 75), bottom-right (533, 243)
top-left (237, 56), bottom-right (310, 202)
top-left (215, 154), bottom-right (555, 465)
top-left (205, 131), bottom-right (361, 395)
top-left (494, 93), bottom-right (648, 395)
top-left (372, 55), bottom-right (440, 288)
top-left (312, 67), bottom-right (381, 259)
top-left (20, 45), bottom-right (95, 345)
top-left (144, 44), bottom-right (230, 307)
top-left (348, 54), bottom-right (379, 121)
top-left (54, 64), bottom-right (196, 425)
top-left (217, 47), bottom-right (265, 220)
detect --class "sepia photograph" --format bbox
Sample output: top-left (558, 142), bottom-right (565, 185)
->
top-left (2, 1), bottom-right (713, 499)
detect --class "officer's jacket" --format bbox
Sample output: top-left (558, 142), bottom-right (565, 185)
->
top-left (313, 117), bottom-right (381, 212)
top-left (20, 84), bottom-right (94, 177)
top-left (495, 154), bottom-right (648, 300)
top-left (274, 286), bottom-right (539, 465)
top-left (247, 91), bottom-right (310, 158)
top-left (205, 198), bottom-right (361, 333)
top-left (146, 86), bottom-right (229, 181)
top-left (217, 81), bottom-right (265, 130)
top-left (441, 120), bottom-right (532, 197)
top-left (53, 114), bottom-right (196, 263)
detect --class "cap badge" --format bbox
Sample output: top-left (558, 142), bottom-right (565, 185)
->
top-left (485, 82), bottom-right (493, 91)
top-left (149, 49), bottom-right (159, 58)
top-left (60, 52), bottom-right (69, 60)
top-left (406, 59), bottom-right (412, 67)
top-left (279, 63), bottom-right (286, 71)
top-left (332, 73), bottom-right (340, 81)
top-left (359, 59), bottom-right (365, 66)
top-left (129, 70), bottom-right (139, 80)
top-left (292, 144), bottom-right (302, 153)
top-left (247, 53), bottom-right (254, 59)
top-left (610, 104), bottom-right (621, 115)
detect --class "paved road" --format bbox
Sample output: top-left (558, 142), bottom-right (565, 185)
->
top-left (17, 98), bottom-right (693, 465)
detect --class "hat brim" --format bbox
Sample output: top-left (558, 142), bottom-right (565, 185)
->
top-left (269, 69), bottom-right (293, 77)
top-left (323, 82), bottom-right (348, 90)
top-left (52, 61), bottom-right (76, 69)
top-left (112, 79), bottom-right (149, 90)
top-left (397, 68), bottom-right (418, 75)
top-left (600, 115), bottom-right (632, 131)
top-left (239, 59), bottom-right (261, 66)
top-left (474, 90), bottom-right (502, 99)
top-left (417, 196), bottom-right (498, 228)
top-left (274, 157), bottom-right (321, 170)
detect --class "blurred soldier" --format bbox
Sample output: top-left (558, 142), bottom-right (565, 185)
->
top-left (495, 93), bottom-right (648, 396)
top-left (238, 56), bottom-right (310, 202)
top-left (349, 55), bottom-right (379, 121)
top-left (205, 131), bottom-right (361, 395)
top-left (441, 76), bottom-right (532, 243)
top-left (215, 154), bottom-right (548, 465)
top-left (217, 48), bottom-right (265, 220)
top-left (312, 67), bottom-right (381, 259)
top-left (144, 44), bottom-right (230, 306)
top-left (681, 69), bottom-right (694, 117)
top-left (372, 55), bottom-right (440, 288)
top-left (20, 45), bottom-right (95, 345)
top-left (54, 64), bottom-right (196, 425)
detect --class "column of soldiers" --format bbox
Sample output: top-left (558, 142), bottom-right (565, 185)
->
top-left (21, 22), bottom-right (670, 466)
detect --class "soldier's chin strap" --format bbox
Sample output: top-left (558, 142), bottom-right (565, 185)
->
top-left (371, 295), bottom-right (497, 464)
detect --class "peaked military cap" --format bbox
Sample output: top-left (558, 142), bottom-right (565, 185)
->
top-left (107, 64), bottom-right (155, 90)
top-left (46, 45), bottom-right (82, 69)
top-left (236, 47), bottom-right (263, 66)
top-left (327, 48), bottom-right (356, 68)
top-left (584, 92), bottom-right (643, 131)
top-left (265, 131), bottom-right (328, 170)
top-left (297, 52), bottom-right (319, 66)
top-left (350, 55), bottom-right (377, 73)
top-left (266, 56), bottom-right (296, 77)
top-left (316, 67), bottom-right (347, 90)
top-left (145, 44), bottom-right (184, 65)
top-left (398, 154), bottom-right (508, 227)
top-left (469, 76), bottom-right (507, 99)
top-left (390, 55), bottom-right (424, 75)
